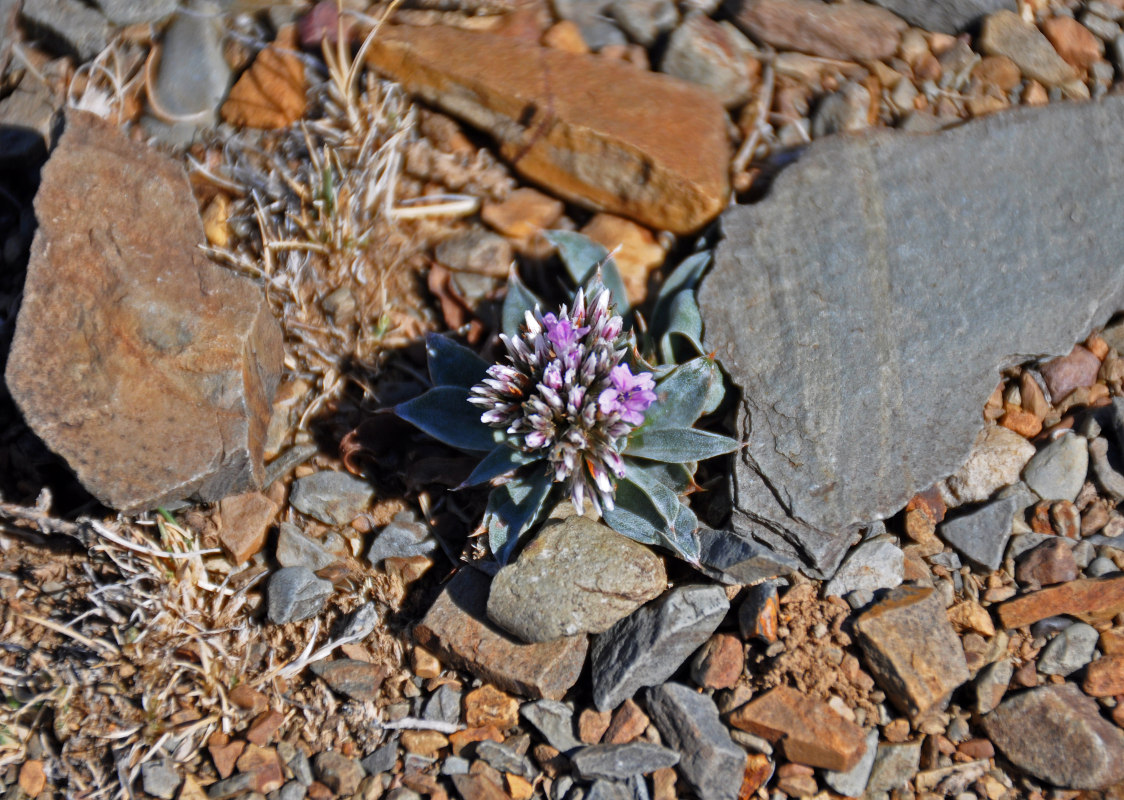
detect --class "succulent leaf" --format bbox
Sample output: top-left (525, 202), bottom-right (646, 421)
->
top-left (426, 333), bottom-right (490, 389)
top-left (600, 478), bottom-right (664, 546)
top-left (624, 427), bottom-right (738, 463)
top-left (544, 230), bottom-right (631, 316)
top-left (395, 387), bottom-right (498, 452)
top-left (502, 268), bottom-right (543, 338)
top-left (652, 251), bottom-right (709, 326)
top-left (657, 291), bottom-right (705, 363)
top-left (461, 445), bottom-right (541, 487)
top-left (484, 464), bottom-right (554, 562)
top-left (617, 461), bottom-right (701, 562)
top-left (642, 357), bottom-right (721, 431)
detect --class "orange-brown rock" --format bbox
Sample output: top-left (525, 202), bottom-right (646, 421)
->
top-left (219, 491), bottom-right (279, 565)
top-left (727, 0), bottom-right (906, 62)
top-left (236, 745), bottom-right (285, 794)
top-left (18, 761), bottom-right (46, 796)
top-left (1042, 16), bottom-right (1102, 71)
top-left (246, 709), bottom-right (285, 746)
top-left (602, 698), bottom-right (650, 744)
top-left (449, 725), bottom-right (505, 755)
top-left (465, 684), bottom-right (520, 730)
top-left (996, 576), bottom-right (1124, 629)
top-left (209, 740), bottom-right (246, 779)
top-left (365, 25), bottom-right (729, 234)
top-left (578, 709), bottom-right (612, 743)
top-left (580, 213), bottom-right (665, 306)
top-left (727, 685), bottom-right (867, 771)
top-left (1083, 654), bottom-right (1124, 697)
top-left (481, 187), bottom-right (565, 241)
top-left (6, 110), bottom-right (283, 512)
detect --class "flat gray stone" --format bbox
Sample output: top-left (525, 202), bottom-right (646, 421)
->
top-left (141, 760), bottom-right (181, 800)
top-left (700, 97), bottom-right (1124, 577)
top-left (591, 584), bottom-right (728, 711)
top-left (695, 525), bottom-right (798, 584)
top-left (360, 739), bottom-right (399, 776)
top-left (571, 743), bottom-right (679, 780)
top-left (268, 566), bottom-right (334, 624)
top-left (974, 658), bottom-right (1013, 715)
top-left (422, 684), bottom-right (462, 725)
top-left (20, 0), bottom-right (108, 61)
top-left (610, 0), bottom-right (677, 47)
top-left (645, 683), bottom-right (744, 800)
top-left (983, 684), bottom-right (1124, 790)
top-left (290, 471), bottom-right (374, 526)
top-left (868, 0), bottom-right (1015, 33)
top-left (585, 781), bottom-right (633, 800)
top-left (660, 13), bottom-right (753, 107)
top-left (823, 537), bottom-right (903, 599)
top-left (366, 510), bottom-right (436, 567)
top-left (521, 700), bottom-right (582, 754)
top-left (487, 516), bottom-right (666, 642)
top-left (276, 523), bottom-right (340, 571)
top-left (939, 494), bottom-right (1024, 572)
top-left (1037, 622), bottom-right (1099, 676)
top-left (822, 729), bottom-right (878, 797)
top-left (94, 0), bottom-right (178, 24)
top-left (1023, 433), bottom-right (1089, 502)
top-left (865, 741), bottom-right (922, 795)
top-left (979, 9), bottom-right (1077, 87)
top-left (475, 740), bottom-right (535, 779)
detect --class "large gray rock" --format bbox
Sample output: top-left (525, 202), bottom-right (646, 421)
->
top-left (868, 0), bottom-right (1015, 33)
top-left (590, 585), bottom-right (728, 710)
top-left (487, 516), bottom-right (667, 643)
top-left (645, 683), bottom-right (744, 800)
top-left (700, 96), bottom-right (1124, 576)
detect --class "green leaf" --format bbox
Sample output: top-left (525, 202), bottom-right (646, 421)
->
top-left (666, 500), bottom-right (701, 564)
top-left (658, 292), bottom-right (705, 362)
top-left (461, 445), bottom-right (541, 487)
top-left (544, 230), bottom-right (631, 316)
top-left (626, 458), bottom-right (692, 494)
top-left (601, 478), bottom-right (663, 546)
top-left (642, 357), bottom-right (721, 430)
top-left (626, 427), bottom-right (738, 463)
top-left (610, 462), bottom-right (700, 562)
top-left (426, 334), bottom-right (490, 389)
top-left (485, 464), bottom-right (554, 562)
top-left (502, 270), bottom-right (542, 338)
top-left (395, 387), bottom-right (498, 452)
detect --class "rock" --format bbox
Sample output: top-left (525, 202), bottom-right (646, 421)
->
top-left (465, 684), bottom-right (520, 730)
top-left (602, 698), bottom-right (649, 744)
top-left (823, 537), bottom-right (903, 599)
top-left (811, 82), bottom-right (871, 139)
top-left (1037, 622), bottom-right (1099, 676)
top-left (822, 729), bottom-right (879, 798)
top-left (482, 188), bottom-right (565, 241)
top-left (521, 700), bottom-right (582, 753)
top-left (366, 511), bottom-right (436, 567)
top-left (738, 581), bottom-right (779, 642)
top-left (728, 685), bottom-right (867, 771)
top-left (451, 774), bottom-right (509, 800)
top-left (579, 214), bottom-right (665, 306)
top-left (1083, 654), bottom-right (1124, 696)
top-left (20, 0), bottom-right (108, 61)
top-left (144, 5), bottom-right (232, 145)
top-left (1015, 538), bottom-right (1077, 587)
top-left (361, 740), bottom-right (399, 776)
top-left (276, 523), bottom-right (339, 571)
top-left (998, 575), bottom-right (1124, 628)
top-left (609, 0), bottom-right (677, 47)
top-left (6, 111), bottom-right (282, 512)
top-left (1042, 17), bottom-right (1104, 72)
top-left (141, 760), bottom-right (181, 800)
top-left (645, 683), bottom-right (745, 800)
top-left (290, 471), bottom-right (373, 526)
top-left (313, 751), bottom-right (366, 796)
top-left (979, 9), bottom-right (1077, 86)
top-left (867, 0), bottom-right (1014, 34)
top-left (414, 568), bottom-right (588, 700)
top-left (475, 740), bottom-right (535, 779)
top-left (660, 14), bottom-right (755, 108)
top-left (236, 745), bottom-right (285, 794)
top-left (1087, 555), bottom-right (1118, 577)
top-left (939, 494), bottom-right (1025, 572)
top-left (590, 584), bottom-right (728, 710)
top-left (488, 516), bottom-right (666, 643)
top-left (726, 0), bottom-right (906, 61)
top-left (0, 71), bottom-right (59, 168)
top-left (945, 425), bottom-right (1036, 505)
top-left (218, 491), bottom-right (279, 565)
top-left (700, 97), bottom-right (1124, 577)
top-left (1023, 434), bottom-right (1089, 502)
top-left (571, 743), bottom-right (680, 780)
top-left (267, 567), bottom-right (334, 624)
top-left (435, 229), bottom-right (513, 278)
top-left (94, 0), bottom-right (178, 24)
top-left (983, 684), bottom-right (1124, 790)
top-left (695, 526), bottom-right (799, 584)
top-left (365, 25), bottom-right (729, 234)
top-left (689, 632), bottom-right (744, 690)
top-left (865, 741), bottom-right (922, 795)
top-left (853, 585), bottom-right (970, 718)
top-left (311, 660), bottom-right (390, 703)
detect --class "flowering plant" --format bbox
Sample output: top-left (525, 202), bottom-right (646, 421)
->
top-left (395, 232), bottom-right (735, 564)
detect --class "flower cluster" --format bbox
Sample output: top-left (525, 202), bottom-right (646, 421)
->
top-left (469, 285), bottom-right (656, 514)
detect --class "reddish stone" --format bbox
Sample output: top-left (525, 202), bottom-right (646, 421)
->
top-left (450, 774), bottom-right (511, 800)
top-left (1101, 628), bottom-right (1124, 655)
top-left (401, 730), bottom-right (449, 758)
top-left (727, 686), bottom-right (867, 771)
top-left (482, 188), bottom-right (565, 241)
top-left (1084, 655), bottom-right (1124, 697)
top-left (690, 633), bottom-right (745, 690)
top-left (209, 740), bottom-right (246, 779)
top-left (448, 725), bottom-right (504, 755)
top-left (414, 569), bottom-right (588, 700)
top-left (465, 684), bottom-right (519, 730)
top-left (310, 659), bottom-right (389, 702)
top-left (997, 576), bottom-right (1124, 629)
top-left (18, 760), bottom-right (46, 796)
top-left (578, 708), bottom-right (612, 744)
top-left (1041, 344), bottom-right (1101, 402)
top-left (533, 743), bottom-right (567, 777)
top-left (739, 753), bottom-right (773, 799)
top-left (957, 738), bottom-right (995, 760)
top-left (366, 25), bottom-right (729, 234)
top-left (236, 745), bottom-right (284, 794)
top-left (652, 767), bottom-right (676, 800)
top-left (5, 110), bottom-right (282, 512)
top-left (228, 684), bottom-right (267, 712)
top-left (728, 0), bottom-right (905, 61)
top-left (1051, 500), bottom-right (1081, 539)
top-left (1001, 404), bottom-right (1043, 438)
top-left (602, 698), bottom-right (650, 745)
top-left (246, 709), bottom-right (285, 746)
top-left (1042, 16), bottom-right (1102, 71)
top-left (1015, 538), bottom-right (1078, 588)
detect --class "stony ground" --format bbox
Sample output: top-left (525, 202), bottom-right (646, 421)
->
top-left (5, 1), bottom-right (1124, 800)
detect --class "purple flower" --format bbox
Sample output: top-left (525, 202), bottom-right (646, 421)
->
top-left (542, 312), bottom-right (588, 357)
top-left (598, 365), bottom-right (656, 426)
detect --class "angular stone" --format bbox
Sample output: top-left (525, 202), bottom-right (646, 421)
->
top-left (521, 700), bottom-right (582, 754)
top-left (700, 97), bottom-right (1124, 576)
top-left (645, 683), bottom-right (744, 800)
top-left (366, 25), bottom-right (729, 234)
top-left (141, 759), bottom-right (181, 800)
top-left (660, 13), bottom-right (755, 108)
top-left (822, 729), bottom-right (879, 798)
top-left (983, 684), bottom-right (1124, 790)
top-left (939, 494), bottom-right (1024, 572)
top-left (727, 686), bottom-right (867, 772)
top-left (865, 741), bottom-right (921, 795)
top-left (451, 774), bottom-right (510, 800)
top-left (1023, 433), bottom-right (1089, 502)
top-left (996, 575), bottom-right (1124, 628)
top-left (20, 0), bottom-right (109, 61)
top-left (823, 537), bottom-right (903, 599)
top-left (590, 584), bottom-right (728, 710)
top-left (475, 740), bottom-right (534, 779)
top-left (487, 517), bottom-right (666, 643)
top-left (571, 743), bottom-right (679, 780)
top-left (267, 567), bottom-right (333, 625)
top-left (465, 684), bottom-right (519, 730)
top-left (290, 471), bottom-right (373, 526)
top-left (310, 659), bottom-right (389, 702)
top-left (602, 698), bottom-right (649, 745)
top-left (236, 745), bottom-right (284, 794)
top-left (1083, 654), bottom-right (1124, 696)
top-left (218, 491), bottom-right (279, 565)
top-left (6, 111), bottom-right (283, 512)
top-left (868, 0), bottom-right (1014, 34)
top-left (313, 751), bottom-right (366, 796)
top-left (695, 525), bottom-right (798, 584)
top-left (689, 632), bottom-right (744, 690)
top-left (945, 425), bottom-right (1036, 505)
top-left (980, 9), bottom-right (1078, 87)
top-left (853, 585), bottom-right (970, 718)
top-left (482, 188), bottom-right (565, 241)
top-left (366, 510), bottom-right (436, 567)
top-left (1015, 537), bottom-right (1077, 588)
top-left (276, 523), bottom-right (339, 571)
top-left (1037, 622), bottom-right (1099, 676)
top-left (727, 0), bottom-right (906, 61)
top-left (414, 568), bottom-right (588, 700)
